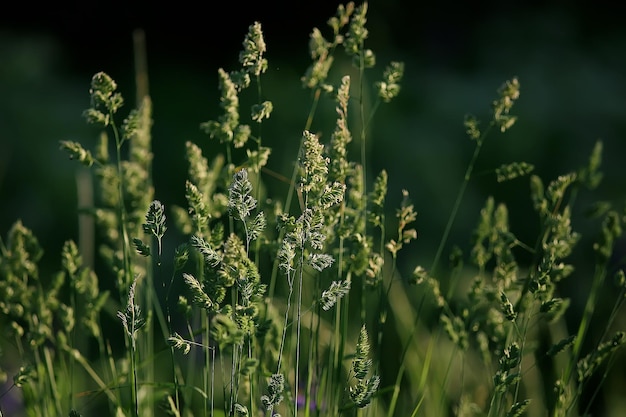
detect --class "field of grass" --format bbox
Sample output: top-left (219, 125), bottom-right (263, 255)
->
top-left (1, 3), bottom-right (625, 417)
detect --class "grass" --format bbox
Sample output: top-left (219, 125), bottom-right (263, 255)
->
top-left (1, 2), bottom-right (625, 417)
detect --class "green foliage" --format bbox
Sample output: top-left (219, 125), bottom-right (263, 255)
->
top-left (349, 325), bottom-right (380, 408)
top-left (1, 2), bottom-right (625, 417)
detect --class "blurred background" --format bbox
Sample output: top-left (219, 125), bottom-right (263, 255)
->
top-left (2, 0), bottom-right (625, 270)
top-left (2, 0), bottom-right (626, 415)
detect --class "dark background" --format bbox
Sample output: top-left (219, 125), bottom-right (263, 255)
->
top-left (2, 0), bottom-right (626, 415)
top-left (3, 0), bottom-right (626, 269)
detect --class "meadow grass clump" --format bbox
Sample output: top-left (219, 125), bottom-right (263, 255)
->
top-left (1, 2), bottom-right (625, 417)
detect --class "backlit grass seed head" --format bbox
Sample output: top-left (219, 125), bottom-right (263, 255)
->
top-left (182, 272), bottom-right (213, 311)
top-left (308, 252), bottom-right (335, 272)
top-left (201, 68), bottom-right (248, 146)
top-left (300, 130), bottom-right (329, 193)
top-left (261, 373), bottom-right (285, 411)
top-left (2, 220), bottom-right (43, 279)
top-left (222, 234), bottom-right (251, 277)
top-left (349, 325), bottom-right (380, 407)
top-left (577, 331), bottom-right (625, 383)
top-left (336, 75), bottom-right (351, 114)
top-left (247, 212), bottom-right (267, 243)
top-left (494, 343), bottom-right (521, 390)
top-left (239, 22), bottom-right (268, 77)
top-left (328, 77), bottom-right (353, 181)
top-left (350, 377), bottom-right (380, 408)
top-left (543, 207), bottom-right (579, 260)
top-left (128, 96), bottom-right (152, 152)
top-left (89, 71), bottom-right (117, 102)
top-left (302, 51), bottom-right (334, 90)
top-left (61, 239), bottom-right (81, 277)
top-left (397, 189), bottom-right (417, 231)
top-left (545, 173), bottom-right (577, 209)
top-left (84, 72), bottom-right (124, 125)
top-left (594, 210), bottom-right (622, 263)
top-left (464, 114), bottom-right (481, 141)
top-left (540, 297), bottom-right (570, 322)
top-left (365, 253), bottom-right (384, 286)
top-left (59, 303), bottom-right (75, 333)
top-left (185, 141), bottom-right (211, 192)
top-left (59, 140), bottom-right (95, 167)
top-left (492, 77), bottom-right (520, 132)
top-left (185, 180), bottom-right (210, 234)
top-left (346, 2), bottom-right (368, 46)
top-left (507, 400), bottom-right (531, 417)
top-left (277, 239), bottom-right (296, 274)
top-left (177, 295), bottom-right (193, 318)
top-left (83, 107), bottom-right (110, 126)
top-left (321, 280), bottom-right (351, 310)
top-left (251, 101), bottom-right (273, 123)
top-left (500, 292), bottom-right (517, 321)
top-left (375, 61), bottom-right (404, 102)
top-left (319, 182), bottom-right (346, 209)
top-left (233, 124), bottom-right (252, 149)
top-left (411, 265), bottom-right (429, 284)
top-left (344, 232), bottom-right (371, 276)
top-left (302, 3), bottom-right (353, 89)
top-left (308, 27), bottom-right (331, 60)
top-left (233, 403), bottom-right (249, 416)
top-left (441, 313), bottom-right (469, 350)
top-left (133, 238), bottom-right (151, 257)
top-left (229, 70), bottom-right (251, 91)
top-left (143, 200), bottom-right (167, 241)
top-left (117, 277), bottom-right (146, 348)
top-left (173, 243), bottom-right (190, 271)
top-left (303, 208), bottom-right (327, 250)
top-left (329, 1), bottom-right (355, 34)
top-left (499, 343), bottom-right (520, 372)
top-left (368, 170), bottom-right (387, 228)
top-left (496, 162), bottom-right (535, 182)
top-left (360, 48), bottom-right (376, 68)
top-left (547, 335), bottom-right (576, 357)
top-left (552, 380), bottom-right (570, 415)
top-left (387, 189), bottom-right (418, 257)
top-left (411, 270), bottom-right (444, 307)
top-left (244, 146), bottom-right (271, 173)
top-left (190, 234), bottom-right (222, 268)
top-left (167, 332), bottom-right (191, 355)
top-left (228, 169), bottom-right (256, 221)
top-left (13, 365), bottom-right (36, 388)
top-left (353, 325), bottom-right (373, 379)
top-left (121, 107), bottom-right (142, 143)
top-left (212, 312), bottom-right (245, 348)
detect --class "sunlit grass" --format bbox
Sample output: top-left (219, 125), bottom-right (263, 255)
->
top-left (1, 3), bottom-right (625, 417)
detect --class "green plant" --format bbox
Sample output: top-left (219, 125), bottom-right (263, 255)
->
top-left (1, 2), bottom-right (625, 417)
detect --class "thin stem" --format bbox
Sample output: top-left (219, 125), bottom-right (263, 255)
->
top-left (431, 124), bottom-right (492, 276)
top-left (203, 310), bottom-right (210, 417)
top-left (128, 292), bottom-right (140, 417)
top-left (226, 145), bottom-right (235, 236)
top-left (294, 253), bottom-right (305, 417)
top-left (266, 88), bottom-right (322, 305)
top-left (386, 295), bottom-right (425, 417)
top-left (565, 263), bottom-right (608, 388)
top-left (133, 29), bottom-right (155, 417)
top-left (109, 112), bottom-right (139, 416)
